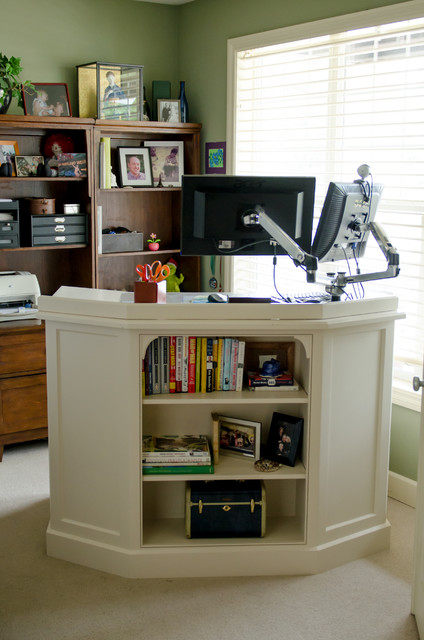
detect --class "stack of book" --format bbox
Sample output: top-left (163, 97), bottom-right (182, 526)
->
top-left (142, 434), bottom-right (214, 475)
top-left (143, 336), bottom-right (246, 396)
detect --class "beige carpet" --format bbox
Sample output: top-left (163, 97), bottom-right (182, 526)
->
top-left (0, 440), bottom-right (419, 640)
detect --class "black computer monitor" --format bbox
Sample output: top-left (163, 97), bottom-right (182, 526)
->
top-left (312, 181), bottom-right (384, 263)
top-left (180, 175), bottom-right (316, 257)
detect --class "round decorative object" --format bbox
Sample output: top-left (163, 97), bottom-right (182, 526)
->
top-left (254, 458), bottom-right (280, 472)
top-left (148, 242), bottom-right (160, 251)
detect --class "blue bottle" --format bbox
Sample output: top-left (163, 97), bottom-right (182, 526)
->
top-left (179, 81), bottom-right (189, 123)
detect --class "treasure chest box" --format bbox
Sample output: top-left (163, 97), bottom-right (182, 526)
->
top-left (185, 480), bottom-right (266, 538)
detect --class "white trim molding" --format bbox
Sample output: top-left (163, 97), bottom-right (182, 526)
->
top-left (388, 471), bottom-right (417, 508)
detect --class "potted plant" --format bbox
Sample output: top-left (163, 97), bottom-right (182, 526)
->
top-left (0, 52), bottom-right (33, 113)
top-left (147, 233), bottom-right (160, 251)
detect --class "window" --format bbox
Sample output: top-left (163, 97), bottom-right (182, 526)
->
top-left (227, 1), bottom-right (424, 410)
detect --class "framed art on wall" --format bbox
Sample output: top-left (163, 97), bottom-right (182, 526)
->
top-left (22, 83), bottom-right (71, 117)
top-left (205, 141), bottom-right (226, 174)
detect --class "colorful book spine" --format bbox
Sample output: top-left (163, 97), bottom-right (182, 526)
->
top-left (152, 338), bottom-right (161, 394)
top-left (145, 342), bottom-right (153, 395)
top-left (195, 337), bottom-right (202, 393)
top-left (169, 336), bottom-right (176, 393)
top-left (236, 340), bottom-right (246, 391)
top-left (216, 338), bottom-right (224, 391)
top-left (143, 463), bottom-right (214, 475)
top-left (222, 338), bottom-right (232, 391)
top-left (188, 337), bottom-right (197, 393)
top-left (182, 336), bottom-right (189, 392)
top-left (206, 338), bottom-right (214, 392)
top-left (160, 336), bottom-right (170, 394)
top-left (200, 337), bottom-right (207, 393)
top-left (175, 336), bottom-right (183, 393)
top-left (212, 338), bottom-right (218, 390)
top-left (229, 339), bottom-right (239, 391)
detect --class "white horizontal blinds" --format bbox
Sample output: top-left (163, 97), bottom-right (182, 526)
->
top-left (232, 15), bottom-right (424, 399)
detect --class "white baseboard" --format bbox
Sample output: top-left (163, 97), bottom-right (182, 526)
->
top-left (388, 471), bottom-right (417, 508)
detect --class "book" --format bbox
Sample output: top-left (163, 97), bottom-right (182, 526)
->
top-left (175, 336), bottom-right (183, 392)
top-left (211, 412), bottom-right (220, 465)
top-left (160, 336), bottom-right (170, 394)
top-left (143, 463), bottom-right (214, 475)
top-left (195, 336), bottom-right (202, 393)
top-left (142, 435), bottom-right (211, 458)
top-left (222, 338), bottom-right (232, 391)
top-left (247, 370), bottom-right (296, 388)
top-left (236, 340), bottom-right (246, 391)
top-left (216, 337), bottom-right (224, 391)
top-left (212, 338), bottom-right (218, 390)
top-left (200, 337), bottom-right (207, 393)
top-left (188, 336), bottom-right (197, 393)
top-left (229, 339), bottom-right (239, 391)
top-left (144, 342), bottom-right (153, 395)
top-left (169, 336), bottom-right (176, 393)
top-left (152, 338), bottom-right (161, 394)
top-left (182, 336), bottom-right (189, 393)
top-left (206, 337), bottom-right (214, 392)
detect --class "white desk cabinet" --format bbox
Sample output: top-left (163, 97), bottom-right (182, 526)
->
top-left (39, 288), bottom-right (403, 578)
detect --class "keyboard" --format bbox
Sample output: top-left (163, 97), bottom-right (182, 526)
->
top-left (276, 290), bottom-right (332, 304)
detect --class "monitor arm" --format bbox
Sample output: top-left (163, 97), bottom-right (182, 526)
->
top-left (243, 206), bottom-right (318, 283)
top-left (323, 220), bottom-right (400, 299)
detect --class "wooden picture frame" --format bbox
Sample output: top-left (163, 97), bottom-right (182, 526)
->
top-left (22, 83), bottom-right (72, 117)
top-left (218, 415), bottom-right (261, 460)
top-left (118, 147), bottom-right (153, 187)
top-left (264, 412), bottom-right (303, 467)
top-left (144, 140), bottom-right (184, 187)
top-left (157, 99), bottom-right (180, 123)
top-left (0, 140), bottom-right (20, 176)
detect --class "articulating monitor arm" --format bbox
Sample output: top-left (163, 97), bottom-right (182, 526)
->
top-left (243, 206), bottom-right (319, 283)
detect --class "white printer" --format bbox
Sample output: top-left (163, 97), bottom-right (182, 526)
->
top-left (0, 271), bottom-right (40, 321)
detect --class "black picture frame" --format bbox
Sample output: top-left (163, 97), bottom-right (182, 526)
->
top-left (264, 412), bottom-right (303, 467)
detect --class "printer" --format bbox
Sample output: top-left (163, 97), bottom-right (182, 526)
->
top-left (0, 271), bottom-right (40, 321)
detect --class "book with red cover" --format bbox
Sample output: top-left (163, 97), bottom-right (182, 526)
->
top-left (188, 336), bottom-right (197, 393)
top-left (169, 336), bottom-right (176, 393)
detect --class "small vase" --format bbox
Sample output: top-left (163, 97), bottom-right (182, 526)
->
top-left (0, 89), bottom-right (12, 114)
top-left (149, 242), bottom-right (160, 251)
top-left (179, 81), bottom-right (189, 123)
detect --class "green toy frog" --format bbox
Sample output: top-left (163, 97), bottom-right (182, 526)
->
top-left (165, 259), bottom-right (184, 292)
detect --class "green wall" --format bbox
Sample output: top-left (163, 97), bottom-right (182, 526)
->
top-left (0, 0), bottom-right (419, 481)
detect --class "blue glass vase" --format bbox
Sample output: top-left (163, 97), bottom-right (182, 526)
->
top-left (179, 81), bottom-right (189, 123)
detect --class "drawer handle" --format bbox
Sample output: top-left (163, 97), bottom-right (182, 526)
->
top-left (55, 225), bottom-right (65, 232)
top-left (54, 217), bottom-right (66, 223)
top-left (223, 505), bottom-right (231, 512)
top-left (55, 236), bottom-right (66, 243)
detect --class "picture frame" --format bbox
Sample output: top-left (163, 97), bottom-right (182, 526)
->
top-left (118, 147), bottom-right (153, 187)
top-left (0, 140), bottom-right (20, 176)
top-left (264, 412), bottom-right (303, 467)
top-left (15, 155), bottom-right (44, 177)
top-left (218, 415), bottom-right (261, 460)
top-left (205, 141), bottom-right (226, 174)
top-left (144, 140), bottom-right (184, 187)
top-left (157, 99), bottom-right (180, 123)
top-left (57, 153), bottom-right (87, 178)
top-left (22, 83), bottom-right (72, 117)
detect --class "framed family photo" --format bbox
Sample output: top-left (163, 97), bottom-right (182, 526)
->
top-left (22, 83), bottom-right (72, 117)
top-left (144, 140), bottom-right (184, 187)
top-left (15, 155), bottom-right (44, 177)
top-left (118, 147), bottom-right (153, 187)
top-left (0, 140), bottom-right (20, 176)
top-left (157, 99), bottom-right (180, 123)
top-left (264, 412), bottom-right (303, 467)
top-left (218, 415), bottom-right (261, 460)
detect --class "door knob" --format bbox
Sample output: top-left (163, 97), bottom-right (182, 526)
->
top-left (413, 376), bottom-right (424, 392)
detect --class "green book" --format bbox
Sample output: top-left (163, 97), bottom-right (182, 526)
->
top-left (143, 463), bottom-right (214, 475)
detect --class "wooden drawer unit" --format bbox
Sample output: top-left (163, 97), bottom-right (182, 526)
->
top-left (0, 322), bottom-right (47, 461)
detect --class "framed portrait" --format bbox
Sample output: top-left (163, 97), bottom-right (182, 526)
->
top-left (264, 412), bottom-right (303, 467)
top-left (22, 83), bottom-right (72, 117)
top-left (15, 155), bottom-right (44, 177)
top-left (0, 140), bottom-right (20, 176)
top-left (218, 415), bottom-right (261, 460)
top-left (144, 140), bottom-right (184, 187)
top-left (157, 99), bottom-right (180, 123)
top-left (205, 141), bottom-right (226, 174)
top-left (118, 147), bottom-right (153, 187)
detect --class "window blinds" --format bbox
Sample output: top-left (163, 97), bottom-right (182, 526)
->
top-left (229, 10), bottom-right (424, 409)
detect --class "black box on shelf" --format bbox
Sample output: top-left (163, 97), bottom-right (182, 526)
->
top-left (0, 200), bottom-right (20, 248)
top-left (185, 480), bottom-right (266, 538)
top-left (20, 213), bottom-right (88, 247)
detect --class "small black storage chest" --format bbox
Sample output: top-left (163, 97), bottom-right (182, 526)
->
top-left (0, 201), bottom-right (20, 248)
top-left (186, 480), bottom-right (266, 538)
